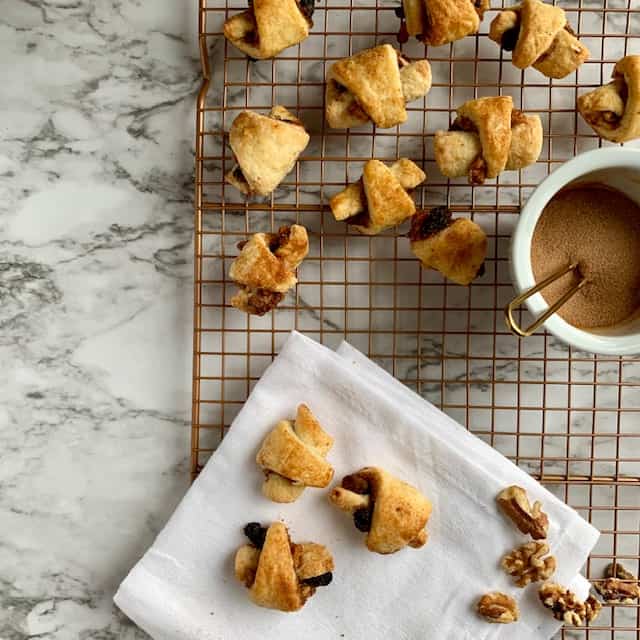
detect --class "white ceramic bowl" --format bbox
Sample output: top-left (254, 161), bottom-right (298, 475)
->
top-left (511, 147), bottom-right (640, 355)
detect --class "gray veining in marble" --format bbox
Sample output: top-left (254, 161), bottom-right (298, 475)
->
top-left (1, 2), bottom-right (200, 638)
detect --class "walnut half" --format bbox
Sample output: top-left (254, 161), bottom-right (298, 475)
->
top-left (594, 578), bottom-right (640, 604)
top-left (502, 541), bottom-right (556, 587)
top-left (593, 563), bottom-right (640, 604)
top-left (606, 562), bottom-right (637, 581)
top-left (497, 485), bottom-right (549, 540)
top-left (538, 583), bottom-right (602, 626)
top-left (584, 595), bottom-right (603, 623)
top-left (477, 592), bottom-right (519, 624)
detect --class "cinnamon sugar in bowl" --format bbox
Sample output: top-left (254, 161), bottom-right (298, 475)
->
top-left (511, 148), bottom-right (640, 355)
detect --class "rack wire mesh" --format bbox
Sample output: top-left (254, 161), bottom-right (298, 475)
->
top-left (193, 0), bottom-right (640, 635)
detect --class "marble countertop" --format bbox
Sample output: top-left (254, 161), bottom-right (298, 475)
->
top-left (2, 1), bottom-right (640, 639)
top-left (2, 2), bottom-right (200, 637)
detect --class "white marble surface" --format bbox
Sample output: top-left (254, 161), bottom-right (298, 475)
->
top-left (2, 1), bottom-right (640, 639)
top-left (1, 2), bottom-right (200, 638)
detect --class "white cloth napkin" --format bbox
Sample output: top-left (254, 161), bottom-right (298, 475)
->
top-left (115, 331), bottom-right (599, 640)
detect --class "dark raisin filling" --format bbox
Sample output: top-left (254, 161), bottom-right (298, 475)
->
top-left (510, 108), bottom-right (528, 127)
top-left (268, 226), bottom-right (291, 253)
top-left (244, 522), bottom-right (268, 548)
top-left (333, 81), bottom-right (347, 96)
top-left (449, 115), bottom-right (477, 133)
top-left (331, 78), bottom-right (368, 122)
top-left (501, 25), bottom-right (520, 52)
top-left (353, 507), bottom-right (373, 532)
top-left (298, 0), bottom-right (315, 22)
top-left (476, 262), bottom-right (486, 278)
top-left (245, 27), bottom-right (259, 46)
top-left (245, 289), bottom-right (285, 316)
top-left (232, 165), bottom-right (246, 183)
top-left (342, 474), bottom-right (369, 495)
top-left (301, 572), bottom-right (333, 587)
top-left (237, 240), bottom-right (248, 251)
top-left (397, 20), bottom-right (409, 44)
top-left (408, 206), bottom-right (451, 242)
top-left (271, 111), bottom-right (301, 126)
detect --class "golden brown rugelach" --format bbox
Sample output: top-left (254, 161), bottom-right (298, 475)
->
top-left (489, 0), bottom-right (589, 79)
top-left (235, 522), bottom-right (334, 611)
top-left (329, 158), bottom-right (426, 235)
top-left (409, 207), bottom-right (487, 286)
top-left (434, 96), bottom-right (543, 185)
top-left (226, 106), bottom-right (309, 196)
top-left (402, 0), bottom-right (489, 46)
top-left (223, 0), bottom-right (313, 59)
top-left (229, 225), bottom-right (309, 315)
top-left (257, 404), bottom-right (334, 502)
top-left (578, 55), bottom-right (640, 143)
top-left (329, 467), bottom-right (432, 554)
top-left (326, 44), bottom-right (432, 129)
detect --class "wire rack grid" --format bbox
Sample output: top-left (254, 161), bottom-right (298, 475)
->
top-left (193, 0), bottom-right (640, 636)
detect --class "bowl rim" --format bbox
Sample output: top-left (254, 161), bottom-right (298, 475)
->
top-left (511, 147), bottom-right (640, 356)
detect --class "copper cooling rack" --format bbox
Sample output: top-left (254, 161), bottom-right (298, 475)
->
top-left (193, 0), bottom-right (640, 635)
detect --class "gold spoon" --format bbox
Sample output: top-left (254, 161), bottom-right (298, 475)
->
top-left (505, 262), bottom-right (588, 337)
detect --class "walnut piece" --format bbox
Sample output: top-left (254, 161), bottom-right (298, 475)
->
top-left (594, 578), bottom-right (640, 604)
top-left (593, 578), bottom-right (640, 604)
top-left (497, 485), bottom-right (549, 540)
top-left (502, 541), bottom-right (556, 587)
top-left (584, 595), bottom-right (602, 623)
top-left (606, 562), bottom-right (637, 581)
top-left (593, 562), bottom-right (640, 604)
top-left (477, 592), bottom-right (519, 624)
top-left (538, 583), bottom-right (601, 626)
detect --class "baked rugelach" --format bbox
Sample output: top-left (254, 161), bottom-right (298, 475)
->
top-left (235, 522), bottom-right (334, 611)
top-left (326, 44), bottom-right (432, 129)
top-left (224, 0), bottom-right (313, 59)
top-left (409, 207), bottom-right (487, 286)
top-left (489, 0), bottom-right (589, 79)
top-left (229, 225), bottom-right (309, 315)
top-left (329, 158), bottom-right (426, 235)
top-left (402, 0), bottom-right (489, 46)
top-left (256, 404), bottom-right (334, 502)
top-left (329, 467), bottom-right (432, 554)
top-left (434, 96), bottom-right (542, 185)
top-left (225, 106), bottom-right (309, 196)
top-left (578, 55), bottom-right (640, 143)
